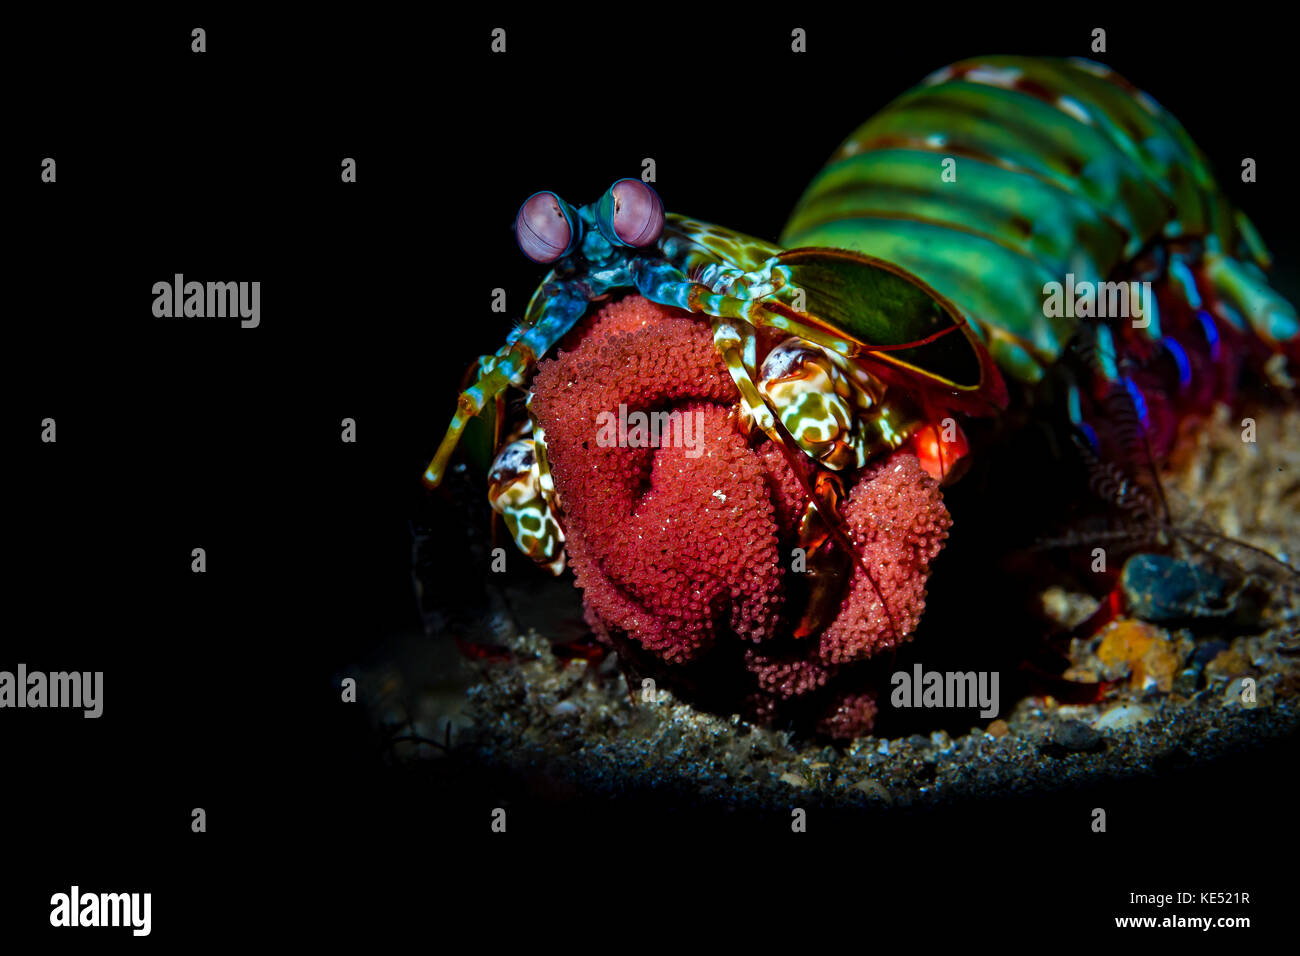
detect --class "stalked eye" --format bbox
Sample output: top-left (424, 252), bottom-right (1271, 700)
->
top-left (596, 178), bottom-right (664, 247)
top-left (515, 191), bottom-right (578, 264)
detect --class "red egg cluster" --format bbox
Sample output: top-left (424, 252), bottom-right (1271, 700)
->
top-left (820, 454), bottom-right (952, 664)
top-left (744, 648), bottom-right (832, 699)
top-left (816, 691), bottom-right (881, 740)
top-left (528, 295), bottom-right (952, 735)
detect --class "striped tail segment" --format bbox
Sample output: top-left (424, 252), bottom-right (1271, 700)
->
top-left (780, 55), bottom-right (1297, 462)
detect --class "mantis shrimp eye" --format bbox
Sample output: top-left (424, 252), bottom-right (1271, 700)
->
top-left (596, 178), bottom-right (664, 247)
top-left (515, 191), bottom-right (577, 264)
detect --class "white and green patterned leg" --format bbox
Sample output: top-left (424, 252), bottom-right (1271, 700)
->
top-left (485, 435), bottom-right (566, 576)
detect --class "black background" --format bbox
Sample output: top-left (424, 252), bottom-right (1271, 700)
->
top-left (6, 9), bottom-right (1295, 943)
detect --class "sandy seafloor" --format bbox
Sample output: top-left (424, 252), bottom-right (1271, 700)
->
top-left (359, 405), bottom-right (1299, 811)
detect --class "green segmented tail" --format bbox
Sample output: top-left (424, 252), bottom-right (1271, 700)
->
top-left (781, 55), bottom-right (1298, 385)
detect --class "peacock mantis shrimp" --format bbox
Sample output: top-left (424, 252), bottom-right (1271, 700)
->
top-left (423, 55), bottom-right (1298, 655)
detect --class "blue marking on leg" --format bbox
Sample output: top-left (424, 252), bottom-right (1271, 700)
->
top-left (632, 259), bottom-right (695, 312)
